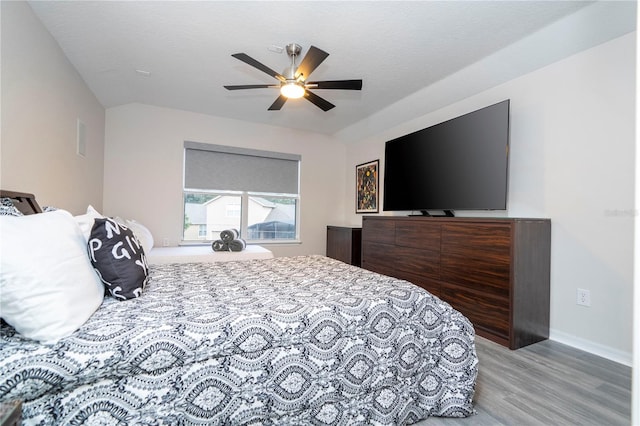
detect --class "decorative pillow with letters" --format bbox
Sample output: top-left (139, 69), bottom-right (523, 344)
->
top-left (88, 218), bottom-right (149, 300)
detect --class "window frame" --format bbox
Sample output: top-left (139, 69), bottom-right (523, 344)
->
top-left (182, 142), bottom-right (301, 245)
top-left (182, 189), bottom-right (301, 244)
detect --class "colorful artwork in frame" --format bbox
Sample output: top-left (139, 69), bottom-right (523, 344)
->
top-left (356, 160), bottom-right (379, 214)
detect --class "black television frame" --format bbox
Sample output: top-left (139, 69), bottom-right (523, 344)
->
top-left (382, 100), bottom-right (510, 216)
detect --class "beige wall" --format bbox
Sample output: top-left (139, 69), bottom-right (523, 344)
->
top-left (1, 2), bottom-right (105, 213)
top-left (103, 103), bottom-right (346, 257)
top-left (343, 33), bottom-right (636, 364)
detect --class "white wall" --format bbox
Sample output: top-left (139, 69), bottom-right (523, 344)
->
top-left (344, 33), bottom-right (636, 364)
top-left (1, 1), bottom-right (105, 213)
top-left (103, 103), bottom-right (346, 257)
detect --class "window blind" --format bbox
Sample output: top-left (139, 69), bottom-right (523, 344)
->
top-left (184, 141), bottom-right (300, 194)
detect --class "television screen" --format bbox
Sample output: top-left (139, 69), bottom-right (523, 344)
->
top-left (383, 100), bottom-right (510, 214)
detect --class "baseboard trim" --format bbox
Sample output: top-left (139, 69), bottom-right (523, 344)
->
top-left (549, 328), bottom-right (632, 367)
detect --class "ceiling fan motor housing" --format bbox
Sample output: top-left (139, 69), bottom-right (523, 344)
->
top-left (285, 43), bottom-right (302, 58)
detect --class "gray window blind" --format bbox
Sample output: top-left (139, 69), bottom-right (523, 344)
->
top-left (184, 141), bottom-right (300, 194)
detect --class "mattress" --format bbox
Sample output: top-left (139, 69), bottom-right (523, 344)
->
top-left (0, 255), bottom-right (477, 425)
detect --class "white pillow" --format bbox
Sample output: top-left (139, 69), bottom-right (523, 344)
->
top-left (74, 205), bottom-right (104, 242)
top-left (0, 210), bottom-right (105, 343)
top-left (113, 217), bottom-right (154, 254)
top-left (125, 219), bottom-right (154, 254)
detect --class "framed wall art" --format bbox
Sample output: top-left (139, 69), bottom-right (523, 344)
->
top-left (356, 159), bottom-right (379, 214)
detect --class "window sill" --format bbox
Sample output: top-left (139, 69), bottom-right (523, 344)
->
top-left (180, 240), bottom-right (302, 246)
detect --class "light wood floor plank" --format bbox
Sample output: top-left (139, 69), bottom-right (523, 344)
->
top-left (417, 336), bottom-right (631, 425)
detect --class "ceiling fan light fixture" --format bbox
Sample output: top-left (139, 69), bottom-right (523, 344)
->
top-left (280, 82), bottom-right (305, 99)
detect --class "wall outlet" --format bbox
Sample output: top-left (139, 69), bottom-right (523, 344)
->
top-left (162, 237), bottom-right (170, 247)
top-left (576, 288), bottom-right (591, 307)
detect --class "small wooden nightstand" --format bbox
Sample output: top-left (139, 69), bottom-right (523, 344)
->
top-left (0, 400), bottom-right (21, 426)
top-left (326, 226), bottom-right (362, 266)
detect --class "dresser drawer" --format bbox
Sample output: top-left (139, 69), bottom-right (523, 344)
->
top-left (361, 241), bottom-right (397, 276)
top-left (440, 283), bottom-right (510, 340)
top-left (395, 222), bottom-right (441, 249)
top-left (362, 218), bottom-right (395, 244)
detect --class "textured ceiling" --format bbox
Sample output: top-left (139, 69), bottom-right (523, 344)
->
top-left (28, 1), bottom-right (635, 137)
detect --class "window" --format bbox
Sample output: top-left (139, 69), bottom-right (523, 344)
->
top-left (225, 204), bottom-right (241, 218)
top-left (183, 142), bottom-right (301, 243)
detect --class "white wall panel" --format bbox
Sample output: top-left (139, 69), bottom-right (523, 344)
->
top-left (1, 2), bottom-right (104, 213)
top-left (103, 103), bottom-right (346, 257)
top-left (344, 33), bottom-right (635, 364)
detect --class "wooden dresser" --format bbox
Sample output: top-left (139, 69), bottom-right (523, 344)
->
top-left (361, 216), bottom-right (551, 349)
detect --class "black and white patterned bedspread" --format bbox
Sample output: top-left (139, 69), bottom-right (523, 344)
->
top-left (0, 255), bottom-right (478, 425)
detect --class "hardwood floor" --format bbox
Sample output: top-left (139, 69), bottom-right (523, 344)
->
top-left (417, 336), bottom-right (631, 425)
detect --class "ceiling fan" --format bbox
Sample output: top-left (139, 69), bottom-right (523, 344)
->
top-left (224, 43), bottom-right (363, 112)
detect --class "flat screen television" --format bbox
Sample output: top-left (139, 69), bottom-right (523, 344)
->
top-left (383, 100), bottom-right (510, 216)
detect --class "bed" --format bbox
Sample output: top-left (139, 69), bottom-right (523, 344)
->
top-left (0, 191), bottom-right (478, 425)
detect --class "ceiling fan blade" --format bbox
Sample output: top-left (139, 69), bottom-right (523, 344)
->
top-left (295, 46), bottom-right (329, 80)
top-left (268, 95), bottom-right (288, 111)
top-left (231, 53), bottom-right (285, 81)
top-left (224, 84), bottom-right (276, 90)
top-left (304, 90), bottom-right (335, 111)
top-left (306, 80), bottom-right (363, 90)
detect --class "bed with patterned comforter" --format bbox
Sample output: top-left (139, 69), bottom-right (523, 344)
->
top-left (0, 255), bottom-right (477, 425)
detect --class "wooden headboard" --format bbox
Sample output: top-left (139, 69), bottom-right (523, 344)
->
top-left (0, 190), bottom-right (42, 215)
